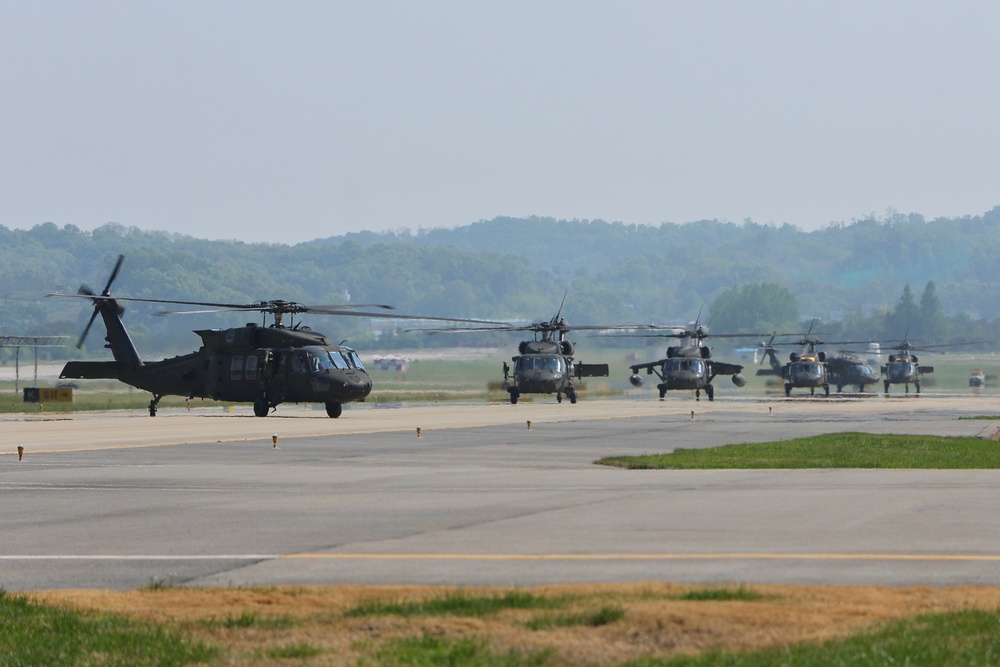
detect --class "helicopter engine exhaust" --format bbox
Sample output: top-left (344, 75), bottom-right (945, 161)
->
top-left (629, 373), bottom-right (644, 388)
top-left (731, 373), bottom-right (747, 387)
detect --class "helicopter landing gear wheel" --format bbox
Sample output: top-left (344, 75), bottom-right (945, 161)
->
top-left (784, 383), bottom-right (792, 397)
top-left (148, 395), bottom-right (161, 417)
top-left (557, 393), bottom-right (563, 403)
top-left (884, 380), bottom-right (891, 394)
top-left (325, 401), bottom-right (343, 418)
top-left (706, 385), bottom-right (714, 401)
top-left (567, 387), bottom-right (577, 404)
top-left (915, 382), bottom-right (921, 395)
top-left (509, 389), bottom-right (519, 404)
top-left (824, 384), bottom-right (830, 396)
top-left (253, 396), bottom-right (269, 417)
top-left (658, 386), bottom-right (667, 400)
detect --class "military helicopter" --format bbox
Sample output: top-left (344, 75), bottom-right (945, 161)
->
top-left (49, 255), bottom-right (502, 417)
top-left (415, 296), bottom-right (648, 404)
top-left (881, 335), bottom-right (986, 395)
top-left (625, 316), bottom-right (749, 401)
top-left (825, 351), bottom-right (880, 393)
top-left (758, 323), bottom-right (870, 397)
top-left (881, 340), bottom-right (933, 395)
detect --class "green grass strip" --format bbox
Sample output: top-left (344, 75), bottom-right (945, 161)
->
top-left (623, 608), bottom-right (1000, 666)
top-left (367, 634), bottom-right (553, 667)
top-left (0, 589), bottom-right (217, 667)
top-left (526, 605), bottom-right (625, 630)
top-left (346, 590), bottom-right (562, 618)
top-left (597, 432), bottom-right (1000, 469)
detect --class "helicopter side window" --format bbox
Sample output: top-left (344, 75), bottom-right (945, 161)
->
top-left (291, 351), bottom-right (308, 374)
top-left (230, 355), bottom-right (244, 381)
top-left (245, 355), bottom-right (258, 380)
top-left (347, 351), bottom-right (365, 370)
top-left (309, 353), bottom-right (323, 373)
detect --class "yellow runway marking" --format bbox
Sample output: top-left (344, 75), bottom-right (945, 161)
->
top-left (281, 553), bottom-right (1000, 562)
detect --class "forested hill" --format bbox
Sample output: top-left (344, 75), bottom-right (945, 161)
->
top-left (1, 208), bottom-right (999, 356)
top-left (314, 207), bottom-right (1000, 318)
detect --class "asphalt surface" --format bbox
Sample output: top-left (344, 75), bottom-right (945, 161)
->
top-left (3, 394), bottom-right (1000, 590)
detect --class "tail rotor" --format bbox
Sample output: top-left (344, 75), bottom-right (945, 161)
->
top-left (76, 254), bottom-right (124, 349)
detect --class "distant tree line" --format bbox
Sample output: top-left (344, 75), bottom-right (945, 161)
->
top-left (1, 208), bottom-right (998, 360)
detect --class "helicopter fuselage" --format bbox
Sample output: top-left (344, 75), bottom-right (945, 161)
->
top-left (882, 354), bottom-right (932, 394)
top-left (501, 338), bottom-right (608, 404)
top-left (629, 345), bottom-right (745, 401)
top-left (59, 297), bottom-right (372, 417)
top-left (826, 356), bottom-right (880, 392)
top-left (507, 352), bottom-right (572, 397)
top-left (782, 357), bottom-right (830, 396)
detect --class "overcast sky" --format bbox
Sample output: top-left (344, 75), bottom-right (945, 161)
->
top-left (2, 1), bottom-right (998, 244)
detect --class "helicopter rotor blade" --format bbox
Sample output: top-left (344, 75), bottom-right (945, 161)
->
top-left (101, 254), bottom-right (124, 296)
top-left (77, 310), bottom-right (99, 349)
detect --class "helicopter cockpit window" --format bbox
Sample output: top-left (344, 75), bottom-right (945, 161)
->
top-left (346, 351), bottom-right (365, 371)
top-left (517, 355), bottom-right (565, 373)
top-left (684, 359), bottom-right (705, 373)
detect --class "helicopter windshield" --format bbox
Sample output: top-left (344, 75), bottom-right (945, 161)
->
top-left (303, 347), bottom-right (365, 372)
top-left (664, 358), bottom-right (705, 373)
top-left (795, 361), bottom-right (823, 375)
top-left (517, 355), bottom-right (566, 373)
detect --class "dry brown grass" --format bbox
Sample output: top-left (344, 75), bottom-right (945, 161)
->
top-left (30, 583), bottom-right (1000, 666)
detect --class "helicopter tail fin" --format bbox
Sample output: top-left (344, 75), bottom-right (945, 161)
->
top-left (60, 361), bottom-right (122, 380)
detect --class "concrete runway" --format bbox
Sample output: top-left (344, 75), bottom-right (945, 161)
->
top-left (3, 394), bottom-right (1000, 591)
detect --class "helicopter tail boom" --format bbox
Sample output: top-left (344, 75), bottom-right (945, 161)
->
top-left (60, 360), bottom-right (121, 380)
top-left (575, 362), bottom-right (610, 378)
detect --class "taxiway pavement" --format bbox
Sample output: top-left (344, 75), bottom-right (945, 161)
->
top-left (3, 394), bottom-right (1000, 590)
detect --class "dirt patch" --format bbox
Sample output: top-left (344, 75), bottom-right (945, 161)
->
top-left (28, 583), bottom-right (1000, 665)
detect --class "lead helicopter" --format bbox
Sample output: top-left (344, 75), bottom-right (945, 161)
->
top-left (413, 295), bottom-right (652, 404)
top-left (49, 255), bottom-right (502, 417)
top-left (624, 315), bottom-right (751, 401)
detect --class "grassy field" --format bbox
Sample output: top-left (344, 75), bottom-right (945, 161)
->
top-left (17, 584), bottom-right (1000, 666)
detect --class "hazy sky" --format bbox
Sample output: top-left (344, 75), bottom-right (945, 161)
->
top-left (3, 1), bottom-right (998, 244)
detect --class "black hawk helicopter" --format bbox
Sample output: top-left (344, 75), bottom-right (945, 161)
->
top-left (414, 296), bottom-right (650, 404)
top-left (49, 255), bottom-right (502, 417)
top-left (757, 324), bottom-right (871, 397)
top-left (824, 351), bottom-right (881, 393)
top-left (879, 335), bottom-right (985, 395)
top-left (625, 316), bottom-right (749, 401)
top-left (881, 339), bottom-right (934, 395)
